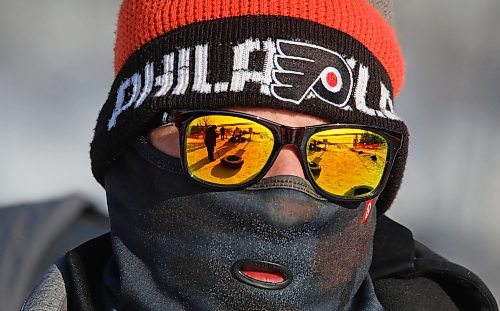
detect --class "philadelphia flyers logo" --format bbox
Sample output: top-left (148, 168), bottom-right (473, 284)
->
top-left (271, 40), bottom-right (353, 107)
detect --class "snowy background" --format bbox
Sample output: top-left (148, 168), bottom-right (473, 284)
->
top-left (1, 0), bottom-right (499, 301)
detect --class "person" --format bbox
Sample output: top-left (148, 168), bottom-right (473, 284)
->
top-left (232, 127), bottom-right (242, 142)
top-left (220, 126), bottom-right (226, 140)
top-left (22, 0), bottom-right (498, 310)
top-left (204, 125), bottom-right (218, 161)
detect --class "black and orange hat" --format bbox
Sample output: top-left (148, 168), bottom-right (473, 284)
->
top-left (90, 0), bottom-right (409, 213)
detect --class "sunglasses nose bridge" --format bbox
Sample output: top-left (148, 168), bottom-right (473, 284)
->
top-left (279, 126), bottom-right (305, 147)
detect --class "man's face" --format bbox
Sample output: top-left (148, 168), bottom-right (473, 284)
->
top-left (105, 107), bottom-right (379, 308)
top-left (150, 107), bottom-right (329, 181)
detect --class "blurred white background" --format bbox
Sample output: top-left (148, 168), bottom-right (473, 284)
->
top-left (0, 0), bottom-right (499, 301)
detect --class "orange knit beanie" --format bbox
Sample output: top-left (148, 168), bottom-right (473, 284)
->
top-left (114, 0), bottom-right (404, 95)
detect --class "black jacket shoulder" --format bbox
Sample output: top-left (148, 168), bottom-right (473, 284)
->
top-left (371, 216), bottom-right (498, 311)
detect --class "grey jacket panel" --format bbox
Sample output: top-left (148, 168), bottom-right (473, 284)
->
top-left (21, 263), bottom-right (67, 311)
top-left (0, 194), bottom-right (109, 311)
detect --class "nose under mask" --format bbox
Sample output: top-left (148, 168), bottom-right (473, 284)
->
top-left (102, 140), bottom-right (383, 310)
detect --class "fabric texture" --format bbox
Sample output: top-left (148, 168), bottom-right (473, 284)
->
top-left (0, 195), bottom-right (109, 311)
top-left (113, 0), bottom-right (403, 93)
top-left (101, 139), bottom-right (381, 310)
top-left (374, 277), bottom-right (459, 311)
top-left (21, 262), bottom-right (67, 311)
top-left (371, 216), bottom-right (499, 311)
top-left (21, 216), bottom-right (499, 311)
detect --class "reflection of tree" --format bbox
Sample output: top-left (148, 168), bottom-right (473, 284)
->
top-left (202, 116), bottom-right (211, 127)
top-left (195, 116), bottom-right (212, 139)
top-left (359, 132), bottom-right (384, 144)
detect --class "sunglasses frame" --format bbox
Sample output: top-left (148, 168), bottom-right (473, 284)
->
top-left (161, 109), bottom-right (402, 205)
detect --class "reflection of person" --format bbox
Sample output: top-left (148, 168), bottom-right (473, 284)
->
top-left (220, 126), bottom-right (225, 140)
top-left (248, 127), bottom-right (253, 140)
top-left (309, 140), bottom-right (322, 152)
top-left (233, 127), bottom-right (242, 142)
top-left (204, 125), bottom-right (218, 161)
top-left (24, 0), bottom-right (497, 310)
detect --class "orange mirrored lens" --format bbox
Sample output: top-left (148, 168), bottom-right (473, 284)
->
top-left (185, 115), bottom-right (274, 185)
top-left (306, 129), bottom-right (388, 198)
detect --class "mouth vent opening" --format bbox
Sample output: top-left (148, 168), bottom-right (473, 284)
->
top-left (231, 260), bottom-right (293, 290)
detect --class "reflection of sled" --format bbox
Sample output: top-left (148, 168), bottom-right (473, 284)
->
top-left (221, 155), bottom-right (244, 169)
top-left (309, 162), bottom-right (321, 176)
top-left (344, 185), bottom-right (374, 197)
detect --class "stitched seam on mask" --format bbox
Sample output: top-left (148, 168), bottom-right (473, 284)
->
top-left (247, 179), bottom-right (327, 201)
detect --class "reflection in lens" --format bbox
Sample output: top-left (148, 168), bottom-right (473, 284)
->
top-left (306, 129), bottom-right (388, 198)
top-left (185, 115), bottom-right (275, 185)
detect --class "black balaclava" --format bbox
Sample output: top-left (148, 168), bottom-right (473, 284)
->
top-left (103, 139), bottom-right (383, 310)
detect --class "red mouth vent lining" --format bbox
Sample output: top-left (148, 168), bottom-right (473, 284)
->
top-left (231, 260), bottom-right (293, 289)
top-left (240, 268), bottom-right (286, 284)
